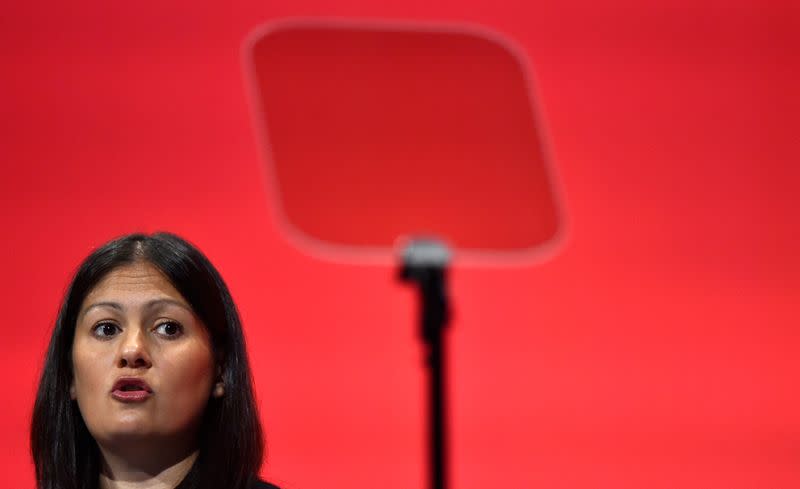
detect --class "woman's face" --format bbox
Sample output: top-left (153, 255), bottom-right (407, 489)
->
top-left (71, 261), bottom-right (220, 449)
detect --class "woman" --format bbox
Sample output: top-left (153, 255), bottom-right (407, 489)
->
top-left (31, 232), bottom-right (280, 489)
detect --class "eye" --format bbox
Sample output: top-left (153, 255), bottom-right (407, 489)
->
top-left (154, 321), bottom-right (183, 338)
top-left (92, 322), bottom-right (119, 339)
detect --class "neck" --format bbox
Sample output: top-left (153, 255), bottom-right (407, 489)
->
top-left (97, 442), bottom-right (199, 489)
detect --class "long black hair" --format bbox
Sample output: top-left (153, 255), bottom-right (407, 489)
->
top-left (30, 232), bottom-right (264, 489)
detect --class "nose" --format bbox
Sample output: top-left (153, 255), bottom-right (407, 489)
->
top-left (117, 328), bottom-right (152, 369)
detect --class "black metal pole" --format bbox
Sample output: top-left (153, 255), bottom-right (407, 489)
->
top-left (399, 239), bottom-right (451, 489)
top-left (427, 320), bottom-right (447, 489)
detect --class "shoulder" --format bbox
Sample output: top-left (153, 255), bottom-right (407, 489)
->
top-left (252, 479), bottom-right (281, 489)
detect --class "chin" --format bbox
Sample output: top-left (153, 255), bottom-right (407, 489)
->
top-left (105, 424), bottom-right (156, 440)
top-left (97, 414), bottom-right (157, 439)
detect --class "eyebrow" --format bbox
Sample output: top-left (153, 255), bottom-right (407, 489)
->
top-left (79, 298), bottom-right (192, 320)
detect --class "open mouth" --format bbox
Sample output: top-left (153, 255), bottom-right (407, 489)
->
top-left (111, 378), bottom-right (153, 401)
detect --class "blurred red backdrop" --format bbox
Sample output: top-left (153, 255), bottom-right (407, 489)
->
top-left (1, 1), bottom-right (798, 488)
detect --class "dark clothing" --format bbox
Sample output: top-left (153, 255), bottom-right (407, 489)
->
top-left (253, 480), bottom-right (280, 489)
top-left (174, 475), bottom-right (280, 489)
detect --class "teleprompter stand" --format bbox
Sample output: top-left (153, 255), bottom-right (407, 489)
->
top-left (399, 239), bottom-right (452, 489)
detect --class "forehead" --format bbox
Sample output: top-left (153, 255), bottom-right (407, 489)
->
top-left (82, 261), bottom-right (186, 305)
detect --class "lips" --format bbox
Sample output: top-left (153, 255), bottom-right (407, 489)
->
top-left (110, 377), bottom-right (153, 402)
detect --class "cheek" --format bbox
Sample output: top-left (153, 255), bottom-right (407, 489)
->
top-left (158, 342), bottom-right (216, 411)
top-left (71, 338), bottom-right (114, 397)
top-left (71, 338), bottom-right (118, 433)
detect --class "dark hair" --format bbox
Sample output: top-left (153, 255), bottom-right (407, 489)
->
top-left (30, 232), bottom-right (264, 489)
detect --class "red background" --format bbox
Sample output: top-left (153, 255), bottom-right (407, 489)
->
top-left (1, 1), bottom-right (798, 488)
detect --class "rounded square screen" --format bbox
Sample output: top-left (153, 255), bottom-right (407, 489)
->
top-left (245, 20), bottom-right (565, 264)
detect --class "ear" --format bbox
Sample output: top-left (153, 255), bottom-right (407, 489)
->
top-left (212, 364), bottom-right (224, 398)
top-left (69, 381), bottom-right (76, 400)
